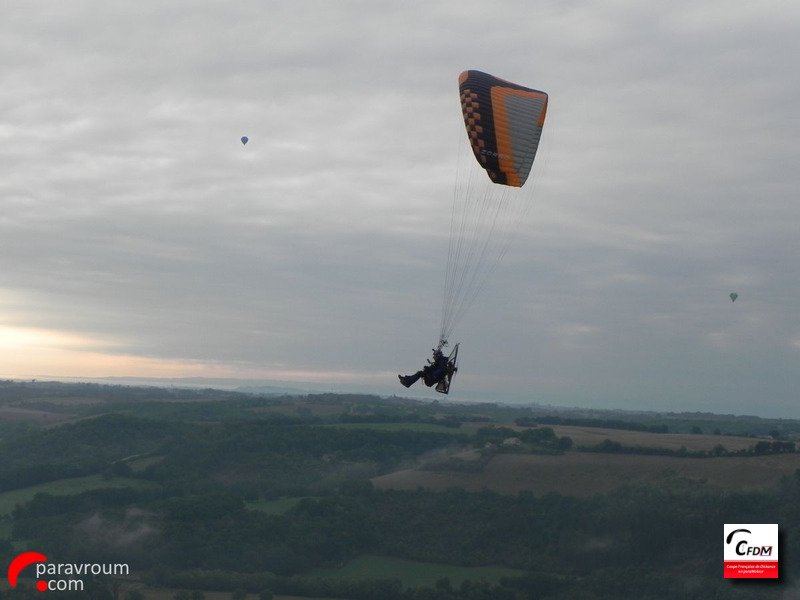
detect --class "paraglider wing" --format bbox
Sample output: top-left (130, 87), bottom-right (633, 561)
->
top-left (730, 292), bottom-right (738, 302)
top-left (440, 71), bottom-right (549, 346)
top-left (241, 136), bottom-right (249, 146)
top-left (435, 343), bottom-right (459, 395)
top-left (459, 70), bottom-right (548, 187)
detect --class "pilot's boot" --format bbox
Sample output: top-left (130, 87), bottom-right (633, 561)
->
top-left (399, 372), bottom-right (422, 387)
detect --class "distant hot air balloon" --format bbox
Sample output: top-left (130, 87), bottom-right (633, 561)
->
top-left (730, 292), bottom-right (738, 302)
top-left (241, 136), bottom-right (249, 146)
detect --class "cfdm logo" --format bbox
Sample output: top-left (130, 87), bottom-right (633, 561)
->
top-left (724, 524), bottom-right (779, 579)
top-left (7, 552), bottom-right (130, 592)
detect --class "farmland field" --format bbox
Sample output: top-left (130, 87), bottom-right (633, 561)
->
top-left (247, 497), bottom-right (305, 515)
top-left (546, 424), bottom-right (757, 452)
top-left (373, 451), bottom-right (800, 496)
top-left (0, 405), bottom-right (73, 425)
top-left (372, 423), bottom-right (800, 497)
top-left (324, 420), bottom-right (760, 451)
top-left (326, 422), bottom-right (478, 434)
top-left (249, 402), bottom-right (347, 418)
top-left (0, 475), bottom-right (158, 516)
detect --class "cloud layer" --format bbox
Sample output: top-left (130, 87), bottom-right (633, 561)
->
top-left (2, 0), bottom-right (799, 416)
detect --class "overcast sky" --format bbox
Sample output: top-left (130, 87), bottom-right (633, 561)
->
top-left (2, 0), bottom-right (799, 417)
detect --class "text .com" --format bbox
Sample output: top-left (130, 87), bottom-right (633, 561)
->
top-left (35, 562), bottom-right (129, 592)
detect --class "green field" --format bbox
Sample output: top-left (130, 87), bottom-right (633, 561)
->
top-left (326, 422), bottom-right (478, 435)
top-left (0, 475), bottom-right (158, 517)
top-left (307, 554), bottom-right (525, 588)
top-left (246, 497), bottom-right (305, 515)
top-left (127, 454), bottom-right (165, 472)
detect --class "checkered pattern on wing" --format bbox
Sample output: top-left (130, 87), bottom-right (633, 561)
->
top-left (460, 89), bottom-right (487, 165)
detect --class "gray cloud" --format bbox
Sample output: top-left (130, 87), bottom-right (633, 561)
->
top-left (2, 0), bottom-right (799, 416)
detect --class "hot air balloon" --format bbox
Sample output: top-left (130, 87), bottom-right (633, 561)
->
top-left (241, 136), bottom-right (249, 146)
top-left (730, 293), bottom-right (738, 302)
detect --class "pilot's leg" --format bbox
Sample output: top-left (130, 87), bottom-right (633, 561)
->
top-left (399, 371), bottom-right (424, 387)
